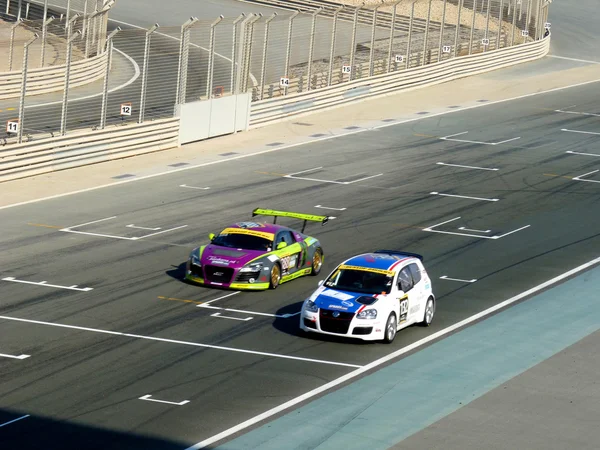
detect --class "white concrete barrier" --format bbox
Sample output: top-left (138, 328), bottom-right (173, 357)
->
top-left (249, 36), bottom-right (550, 128)
top-left (0, 117), bottom-right (180, 182)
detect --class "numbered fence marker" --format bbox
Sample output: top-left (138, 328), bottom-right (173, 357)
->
top-left (342, 65), bottom-right (351, 74)
top-left (481, 38), bottom-right (490, 46)
top-left (544, 22), bottom-right (551, 29)
top-left (394, 55), bottom-right (404, 63)
top-left (280, 77), bottom-right (290, 87)
top-left (6, 119), bottom-right (19, 134)
top-left (120, 103), bottom-right (132, 116)
top-left (522, 30), bottom-right (529, 37)
top-left (442, 45), bottom-right (451, 53)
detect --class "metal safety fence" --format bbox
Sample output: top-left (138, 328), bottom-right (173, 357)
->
top-left (0, 0), bottom-right (549, 147)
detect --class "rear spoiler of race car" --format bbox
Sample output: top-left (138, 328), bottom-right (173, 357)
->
top-left (252, 208), bottom-right (329, 233)
top-left (374, 250), bottom-right (424, 261)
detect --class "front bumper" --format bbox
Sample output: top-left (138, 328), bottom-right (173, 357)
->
top-left (300, 310), bottom-right (385, 341)
top-left (185, 263), bottom-right (270, 290)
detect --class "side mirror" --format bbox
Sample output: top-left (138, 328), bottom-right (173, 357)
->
top-left (276, 241), bottom-right (287, 250)
top-left (208, 233), bottom-right (215, 241)
top-left (318, 280), bottom-right (324, 286)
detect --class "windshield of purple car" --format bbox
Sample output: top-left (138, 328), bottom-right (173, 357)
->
top-left (212, 233), bottom-right (273, 251)
top-left (325, 268), bottom-right (393, 295)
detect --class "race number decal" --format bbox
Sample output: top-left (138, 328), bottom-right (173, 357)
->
top-left (399, 298), bottom-right (408, 322)
top-left (280, 256), bottom-right (291, 270)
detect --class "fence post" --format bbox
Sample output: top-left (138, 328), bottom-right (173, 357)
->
top-left (510, 0), bottom-right (517, 45)
top-left (40, 15), bottom-right (54, 67)
top-left (138, 23), bottom-right (159, 124)
top-left (328, 5), bottom-right (343, 85)
top-left (235, 14), bottom-right (253, 95)
top-left (386, 1), bottom-right (400, 72)
top-left (100, 27), bottom-right (120, 129)
top-left (16, 0), bottom-right (21, 20)
top-left (8, 20), bottom-right (23, 72)
top-left (536, 0), bottom-right (544, 39)
top-left (174, 17), bottom-right (198, 106)
top-left (369, 2), bottom-right (384, 77)
top-left (496, 0), bottom-right (504, 48)
top-left (17, 33), bottom-right (38, 144)
top-left (524, 0), bottom-right (532, 41)
top-left (306, 8), bottom-right (322, 91)
top-left (349, 3), bottom-right (364, 81)
top-left (242, 14), bottom-right (261, 93)
top-left (60, 30), bottom-right (81, 136)
top-left (65, 0), bottom-right (71, 31)
top-left (483, 0), bottom-right (491, 52)
top-left (421, 0), bottom-right (432, 66)
top-left (259, 12), bottom-right (277, 100)
top-left (283, 10), bottom-right (299, 95)
top-left (469, 0), bottom-right (477, 54)
top-left (406, 0), bottom-right (416, 69)
top-left (453, 0), bottom-right (463, 57)
top-left (437, 0), bottom-right (447, 62)
top-left (231, 13), bottom-right (245, 95)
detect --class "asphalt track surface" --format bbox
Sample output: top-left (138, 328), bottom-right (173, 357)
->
top-left (3, 68), bottom-right (600, 449)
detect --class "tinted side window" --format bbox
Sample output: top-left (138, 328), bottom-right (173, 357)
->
top-left (277, 231), bottom-right (295, 246)
top-left (397, 267), bottom-right (414, 292)
top-left (409, 263), bottom-right (422, 285)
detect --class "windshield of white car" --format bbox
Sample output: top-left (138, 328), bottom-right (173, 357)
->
top-left (325, 268), bottom-right (393, 295)
top-left (212, 233), bottom-right (273, 251)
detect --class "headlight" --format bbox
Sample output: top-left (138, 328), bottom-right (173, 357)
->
top-left (357, 309), bottom-right (377, 319)
top-left (239, 263), bottom-right (263, 273)
top-left (191, 254), bottom-right (201, 266)
top-left (304, 300), bottom-right (318, 313)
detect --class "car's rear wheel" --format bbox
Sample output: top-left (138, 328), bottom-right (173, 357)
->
top-left (311, 248), bottom-right (323, 276)
top-left (420, 297), bottom-right (435, 326)
top-left (269, 263), bottom-right (281, 289)
top-left (383, 313), bottom-right (397, 344)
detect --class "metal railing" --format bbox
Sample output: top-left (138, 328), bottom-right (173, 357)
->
top-left (0, 0), bottom-right (549, 146)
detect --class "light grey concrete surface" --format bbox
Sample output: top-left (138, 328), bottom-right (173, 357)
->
top-left (392, 330), bottom-right (600, 450)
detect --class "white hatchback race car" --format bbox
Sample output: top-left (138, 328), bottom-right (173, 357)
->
top-left (300, 250), bottom-right (435, 343)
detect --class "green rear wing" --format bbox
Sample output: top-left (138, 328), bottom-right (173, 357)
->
top-left (252, 208), bottom-right (329, 232)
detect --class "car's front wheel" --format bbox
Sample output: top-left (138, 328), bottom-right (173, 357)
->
top-left (269, 263), bottom-right (281, 289)
top-left (420, 297), bottom-right (435, 326)
top-left (383, 313), bottom-right (397, 344)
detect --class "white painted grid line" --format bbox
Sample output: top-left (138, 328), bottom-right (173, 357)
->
top-left (3, 77), bottom-right (600, 213)
top-left (0, 415), bottom-right (30, 428)
top-left (423, 217), bottom-right (530, 240)
top-left (562, 128), bottom-right (600, 136)
top-left (440, 275), bottom-right (477, 283)
top-left (202, 291), bottom-right (241, 305)
top-left (315, 205), bottom-right (347, 211)
top-left (60, 229), bottom-right (135, 240)
top-left (185, 254), bottom-right (600, 450)
top-left (64, 216), bottom-right (117, 229)
top-left (139, 395), bottom-right (190, 406)
top-left (436, 162), bottom-right (499, 171)
top-left (198, 304), bottom-right (301, 319)
top-left (138, 225), bottom-right (188, 239)
top-left (440, 131), bottom-right (520, 146)
top-left (573, 169), bottom-right (600, 183)
top-left (566, 151), bottom-right (600, 157)
top-left (458, 227), bottom-right (491, 233)
top-left (211, 312), bottom-right (253, 322)
top-left (285, 167), bottom-right (323, 177)
top-left (346, 173), bottom-right (384, 184)
top-left (180, 184), bottom-right (210, 190)
top-left (0, 315), bottom-right (360, 368)
top-left (556, 109), bottom-right (600, 117)
top-left (548, 55), bottom-right (600, 64)
top-left (126, 224), bottom-right (161, 231)
top-left (2, 277), bottom-right (93, 292)
top-left (0, 353), bottom-right (30, 360)
top-left (430, 192), bottom-right (499, 202)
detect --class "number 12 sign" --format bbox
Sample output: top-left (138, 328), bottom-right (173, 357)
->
top-left (120, 103), bottom-right (132, 116)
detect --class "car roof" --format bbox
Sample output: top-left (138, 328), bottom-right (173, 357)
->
top-left (225, 221), bottom-right (293, 235)
top-left (343, 252), bottom-right (419, 272)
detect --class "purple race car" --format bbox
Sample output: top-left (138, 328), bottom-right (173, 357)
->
top-left (185, 208), bottom-right (328, 290)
